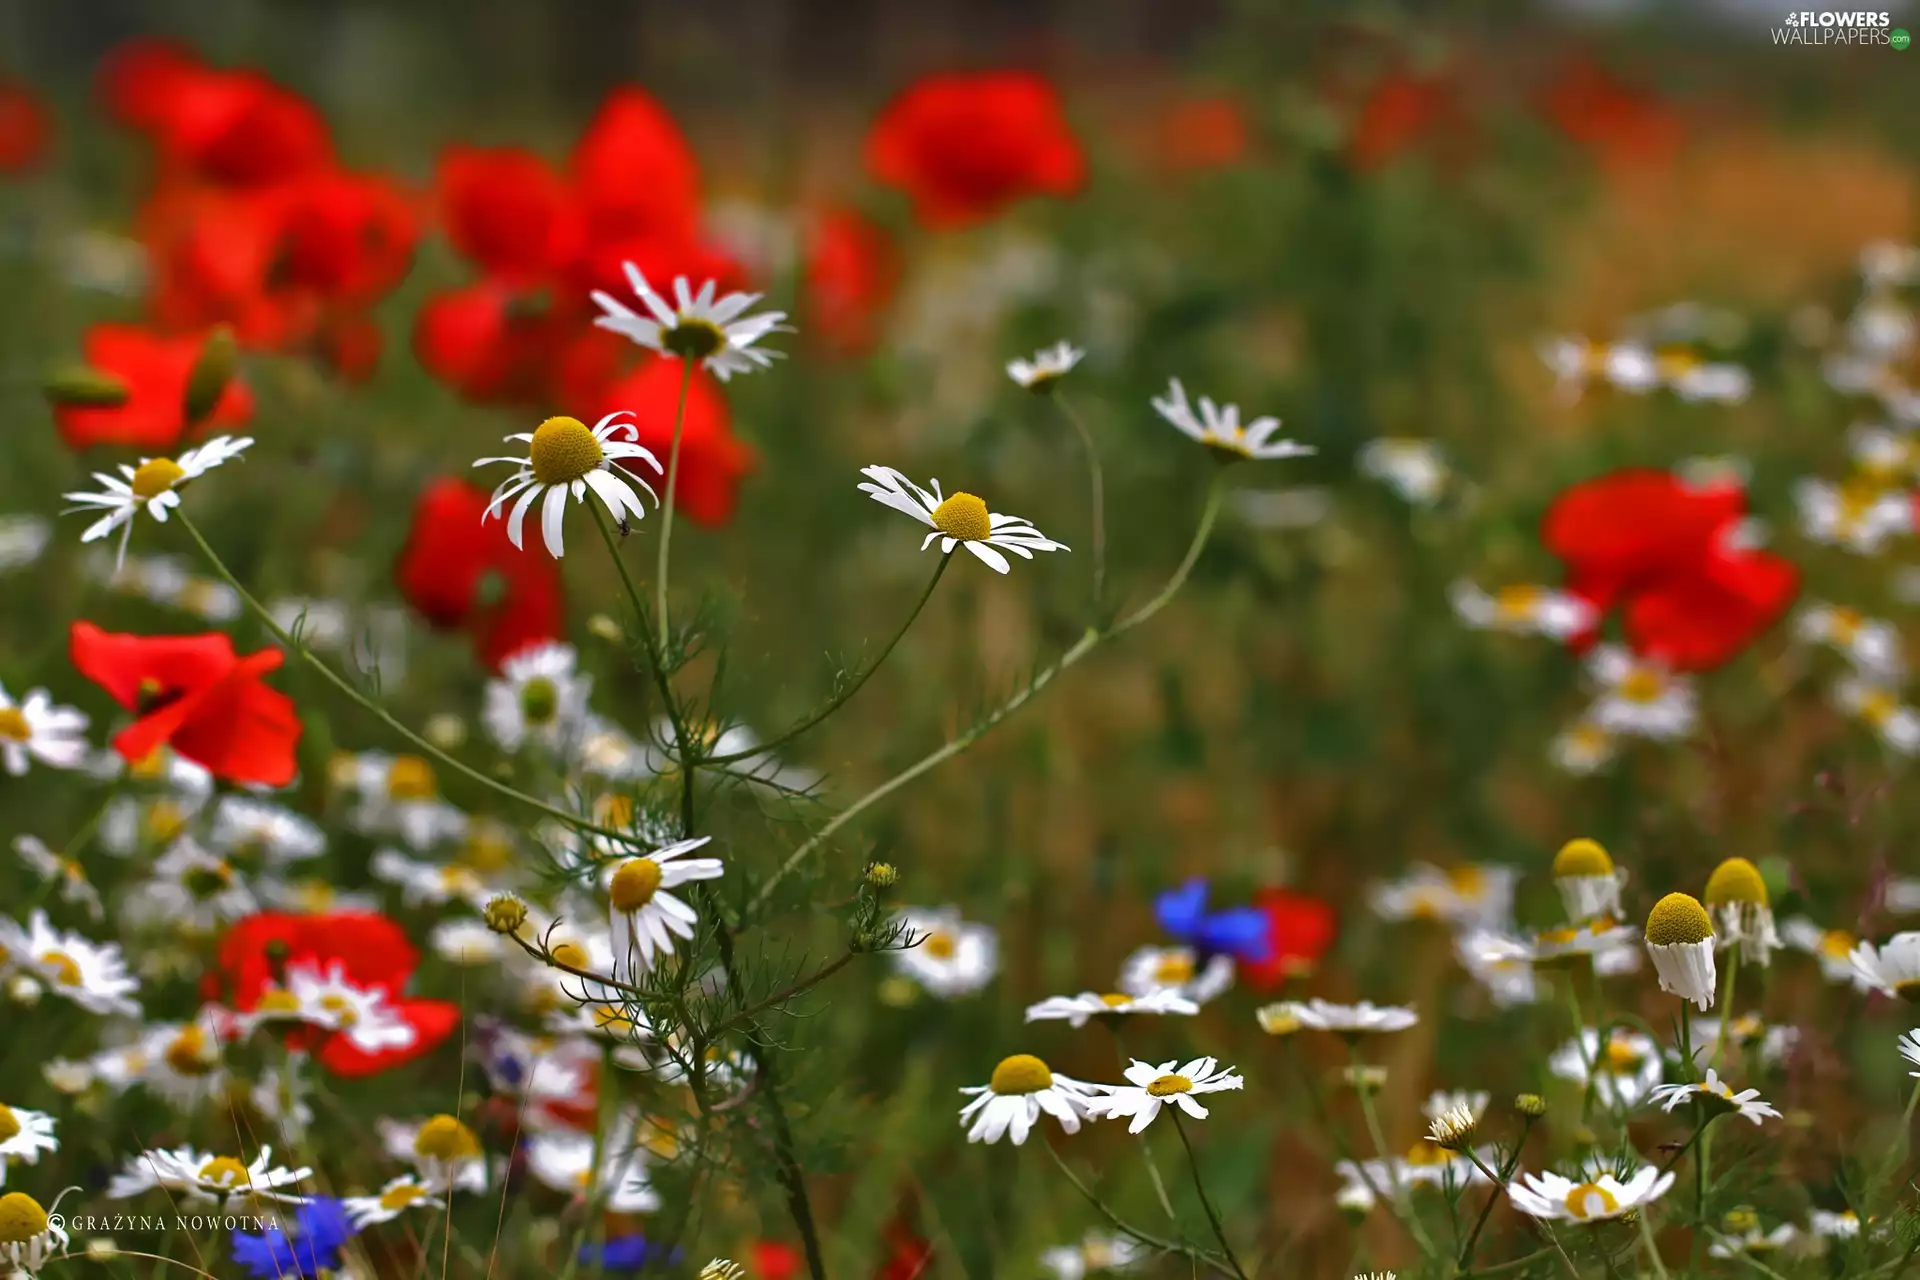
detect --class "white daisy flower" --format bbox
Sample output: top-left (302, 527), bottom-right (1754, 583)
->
top-left (476, 413), bottom-right (663, 560)
top-left (206, 796), bottom-right (324, 874)
top-left (1588, 646), bottom-right (1696, 740)
top-left (1665, 357), bottom-right (1751, 404)
top-left (0, 1190), bottom-right (66, 1276)
top-left (1151, 378), bottom-right (1313, 463)
top-left (1833, 677), bottom-right (1920, 755)
top-left (432, 919), bottom-right (509, 966)
top-left (1, 910), bottom-right (140, 1016)
top-left (344, 1174), bottom-right (445, 1229)
top-left (1703, 857), bottom-right (1779, 965)
top-left (591, 267), bottom-right (787, 381)
top-left (858, 465), bottom-right (1068, 574)
top-left (1898, 1028), bottom-right (1920, 1078)
top-left (1550, 720), bottom-right (1617, 775)
top-left (251, 960), bottom-right (422, 1060)
top-left (1455, 930), bottom-right (1539, 1007)
top-left (1007, 341), bottom-right (1085, 391)
top-left (1795, 477), bottom-right (1912, 554)
top-left (126, 838), bottom-right (256, 933)
top-left (958, 1053), bottom-right (1096, 1144)
top-left (1449, 581), bottom-right (1594, 641)
top-left (1084, 1057), bottom-right (1245, 1134)
top-left (1509, 1166), bottom-right (1675, 1224)
top-left (1423, 1091), bottom-right (1490, 1127)
top-left (1810, 1208), bottom-right (1864, 1240)
top-left (380, 1114), bottom-right (488, 1196)
top-left (0, 1103), bottom-right (58, 1185)
top-left (1648, 1068), bottom-right (1780, 1125)
top-left (1550, 839), bottom-right (1628, 922)
top-left (62, 434), bottom-right (253, 568)
top-left (1426, 1099), bottom-right (1482, 1150)
top-left (0, 514), bottom-right (51, 573)
top-left (1368, 863), bottom-right (1517, 930)
top-left (483, 641), bottom-right (592, 754)
top-left (1709, 1223), bottom-right (1800, 1258)
top-left (1645, 893), bottom-right (1718, 1010)
top-left (1117, 946), bottom-right (1234, 1004)
top-left (13, 836), bottom-right (102, 921)
top-left (606, 837), bottom-right (725, 981)
top-left (0, 684), bottom-right (89, 776)
top-left (370, 847), bottom-right (496, 910)
top-left (1039, 1232), bottom-right (1145, 1278)
top-left (130, 1017), bottom-right (231, 1110)
top-left (894, 906), bottom-right (998, 998)
top-left (1676, 1016), bottom-right (1799, 1072)
top-left (1889, 877), bottom-right (1920, 914)
top-left (1854, 932), bottom-right (1920, 1000)
top-left (1548, 1027), bottom-right (1664, 1109)
top-left (1539, 337), bottom-right (1659, 400)
top-left (1291, 999), bottom-right (1418, 1036)
top-left (1357, 439), bottom-right (1448, 506)
top-left (1781, 918), bottom-right (1874, 988)
top-left (1024, 988), bottom-right (1198, 1027)
top-left (339, 752), bottom-right (469, 850)
top-left (524, 1120), bottom-right (659, 1212)
top-left (106, 1145), bottom-right (311, 1208)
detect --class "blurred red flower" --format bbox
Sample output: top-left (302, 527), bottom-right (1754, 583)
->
top-left (1544, 468), bottom-right (1798, 671)
top-left (436, 145), bottom-right (582, 284)
top-left (0, 79), bottom-right (52, 175)
top-left (99, 41), bottom-right (330, 188)
top-left (804, 206), bottom-right (899, 356)
top-left (571, 87), bottom-right (702, 247)
top-left (1541, 56), bottom-right (1683, 172)
top-left (1153, 95), bottom-right (1251, 173)
top-left (865, 70), bottom-right (1085, 229)
top-left (1347, 71), bottom-right (1461, 172)
top-left (52, 324), bottom-right (254, 451)
top-left (753, 1241), bottom-right (803, 1280)
top-left (69, 622), bottom-right (302, 786)
top-left (1238, 889), bottom-right (1338, 989)
top-left (215, 911), bottom-right (460, 1076)
top-left (590, 356), bottom-right (755, 527)
top-left (395, 477), bottom-right (567, 670)
top-left (873, 1221), bottom-right (932, 1280)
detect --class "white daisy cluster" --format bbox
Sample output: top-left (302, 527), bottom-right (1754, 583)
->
top-left (1540, 301), bottom-right (1751, 404)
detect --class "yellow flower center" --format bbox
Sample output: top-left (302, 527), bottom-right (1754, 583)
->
top-left (1830, 608), bottom-right (1863, 642)
top-left (520, 676), bottom-right (559, 725)
top-left (528, 416), bottom-right (605, 487)
top-left (989, 1054), bottom-right (1053, 1095)
top-left (1860, 688), bottom-right (1899, 727)
top-left (663, 318), bottom-right (728, 360)
top-left (1655, 348), bottom-right (1702, 378)
top-left (145, 800), bottom-right (188, 844)
top-left (0, 708), bottom-right (30, 742)
top-left (1604, 1039), bottom-right (1644, 1072)
top-left (1704, 857), bottom-right (1769, 908)
top-left (597, 794), bottom-right (636, 828)
top-left (1098, 993), bottom-right (1134, 1008)
top-left (38, 950), bottom-right (81, 986)
top-left (318, 993), bottom-right (360, 1028)
top-left (197, 1156), bottom-right (252, 1188)
top-left (1447, 866), bottom-right (1487, 894)
top-left (1153, 954), bottom-right (1195, 985)
top-left (591, 1005), bottom-right (637, 1037)
top-left (1495, 585), bottom-right (1542, 620)
top-left (459, 830), bottom-right (516, 874)
top-left (1405, 1141), bottom-right (1450, 1167)
top-left (386, 755), bottom-right (438, 801)
top-left (1646, 892), bottom-right (1714, 946)
top-left (1564, 1182), bottom-right (1620, 1220)
top-left (379, 1182), bottom-right (427, 1211)
top-left (0, 1192), bottom-right (50, 1244)
top-left (1146, 1074), bottom-right (1195, 1098)
top-left (131, 457), bottom-right (186, 501)
top-left (1619, 669), bottom-right (1666, 703)
top-left (930, 492), bottom-right (992, 543)
top-left (1553, 838), bottom-right (1614, 879)
top-left (922, 930), bottom-right (957, 960)
top-left (1840, 476), bottom-right (1887, 524)
top-left (130, 747), bottom-right (169, 779)
top-left (1820, 930), bottom-right (1856, 959)
top-left (0, 1105), bottom-right (18, 1143)
top-left (182, 861), bottom-right (234, 901)
top-left (550, 941), bottom-right (588, 970)
top-left (413, 1114), bottom-right (481, 1161)
top-left (254, 987), bottom-right (301, 1016)
top-left (164, 1026), bottom-right (215, 1076)
top-left (609, 858), bottom-right (664, 912)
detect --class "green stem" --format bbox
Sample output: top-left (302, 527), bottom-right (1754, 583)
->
top-left (1637, 1204), bottom-right (1672, 1280)
top-left (1460, 1246), bottom-right (1557, 1278)
top-left (654, 359), bottom-right (694, 651)
top-left (754, 474), bottom-right (1226, 908)
top-left (1348, 1041), bottom-right (1439, 1259)
top-left (1169, 1110), bottom-right (1249, 1280)
top-left (176, 512), bottom-right (636, 847)
top-left (1457, 1142), bottom-right (1526, 1271)
top-left (1713, 943), bottom-right (1741, 1071)
top-left (1040, 1138), bottom-right (1230, 1274)
top-left (1054, 389), bottom-right (1106, 606)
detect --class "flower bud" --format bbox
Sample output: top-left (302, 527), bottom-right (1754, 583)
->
top-left (483, 895), bottom-right (528, 936)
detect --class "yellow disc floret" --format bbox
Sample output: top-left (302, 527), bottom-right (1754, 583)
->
top-left (0, 1192), bottom-right (49, 1244)
top-left (528, 416), bottom-right (604, 487)
top-left (1703, 857), bottom-right (1769, 908)
top-left (1146, 1073), bottom-right (1195, 1097)
top-left (385, 755), bottom-right (438, 801)
top-left (1553, 838), bottom-right (1614, 879)
top-left (989, 1054), bottom-right (1053, 1095)
top-left (130, 457), bottom-right (186, 501)
top-left (0, 708), bottom-right (29, 741)
top-left (931, 492), bottom-right (992, 543)
top-left (0, 1105), bottom-right (18, 1143)
top-left (1563, 1182), bottom-right (1620, 1221)
top-left (197, 1156), bottom-right (252, 1188)
top-left (609, 858), bottom-right (665, 912)
top-left (413, 1114), bottom-right (481, 1161)
top-left (1646, 892), bottom-right (1714, 946)
top-left (380, 1181), bottom-right (427, 1211)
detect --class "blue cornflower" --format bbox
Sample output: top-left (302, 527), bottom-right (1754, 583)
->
top-left (1155, 879), bottom-right (1273, 964)
top-left (230, 1197), bottom-right (355, 1280)
top-left (575, 1233), bottom-right (682, 1271)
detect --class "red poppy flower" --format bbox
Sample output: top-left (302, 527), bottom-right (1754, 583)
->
top-left (1237, 889), bottom-right (1338, 989)
top-left (873, 1222), bottom-right (932, 1280)
top-left (1348, 72), bottom-right (1458, 172)
top-left (1152, 96), bottom-right (1250, 174)
top-left (435, 145), bottom-right (582, 284)
top-left (590, 356), bottom-right (755, 527)
top-left (69, 622), bottom-right (301, 786)
top-left (411, 282), bottom-right (578, 406)
top-left (98, 38), bottom-right (205, 134)
top-left (0, 79), bottom-right (52, 176)
top-left (571, 87), bottom-right (702, 247)
top-left (215, 911), bottom-right (459, 1077)
top-left (1541, 57), bottom-right (1682, 172)
top-left (865, 71), bottom-right (1085, 229)
top-left (395, 478), bottom-right (567, 670)
top-left (318, 314), bottom-right (383, 383)
top-left (753, 1242), bottom-right (803, 1280)
top-left (805, 207), bottom-right (899, 356)
top-left (1621, 538), bottom-right (1799, 673)
top-left (51, 324), bottom-right (254, 451)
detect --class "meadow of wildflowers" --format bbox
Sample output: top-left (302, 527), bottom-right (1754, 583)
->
top-left (1, 5), bottom-right (1920, 1279)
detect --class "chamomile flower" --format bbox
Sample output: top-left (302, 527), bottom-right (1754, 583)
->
top-left (1551, 839), bottom-right (1628, 922)
top-left (1426, 1098), bottom-right (1482, 1150)
top-left (1039, 1232), bottom-right (1145, 1278)
top-left (13, 836), bottom-right (102, 921)
top-left (1649, 1069), bottom-right (1780, 1125)
top-left (0, 685), bottom-right (88, 776)
top-left (1449, 582), bottom-right (1595, 640)
top-left (1833, 677), bottom-right (1920, 754)
top-left (127, 838), bottom-right (256, 932)
top-left (1796, 603), bottom-right (1904, 680)
top-left (1550, 720), bottom-right (1616, 775)
top-left (339, 752), bottom-right (468, 850)
top-left (1084, 1057), bottom-right (1245, 1133)
top-left (1645, 893), bottom-right (1718, 1010)
top-left (3, 910), bottom-right (140, 1016)
top-left (524, 1120), bottom-right (659, 1212)
top-left (1150, 378), bottom-right (1312, 463)
top-left (591, 267), bottom-right (787, 380)
top-left (1588, 646), bottom-right (1696, 740)
top-left (1007, 341), bottom-right (1084, 391)
top-left (107, 1145), bottom-right (311, 1208)
top-left (959, 1054), bottom-right (1096, 1144)
top-left (1796, 477), bottom-right (1912, 554)
top-left (0, 1190), bottom-right (66, 1276)
top-left (0, 1105), bottom-right (57, 1185)
top-left (1292, 999), bottom-right (1418, 1036)
top-left (1358, 438), bottom-right (1449, 506)
top-left (62, 434), bottom-right (253, 568)
top-left (605, 838), bottom-right (725, 981)
top-left (1369, 863), bottom-right (1517, 930)
top-left (343, 1175), bottom-right (444, 1229)
top-left (1810, 1208), bottom-right (1864, 1241)
top-left (1703, 857), bottom-right (1780, 965)
top-left (382, 1115), bottom-right (488, 1196)
top-left (1455, 931), bottom-right (1539, 1007)
top-left (1781, 918), bottom-right (1874, 988)
top-left (1549, 1028), bottom-right (1664, 1108)
top-left (857, 465), bottom-right (1068, 574)
top-left (894, 907), bottom-right (999, 998)
top-left (1024, 989), bottom-right (1199, 1027)
top-left (370, 848), bottom-right (496, 910)
top-left (1898, 1028), bottom-right (1920, 1077)
top-left (208, 796), bottom-right (324, 871)
top-left (1509, 1166), bottom-right (1675, 1224)
top-left (476, 413), bottom-right (662, 560)
top-left (1853, 933), bottom-right (1920, 1000)
top-left (483, 641), bottom-right (592, 754)
top-left (1117, 946), bottom-right (1234, 1004)
top-left (125, 1017), bottom-right (230, 1109)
